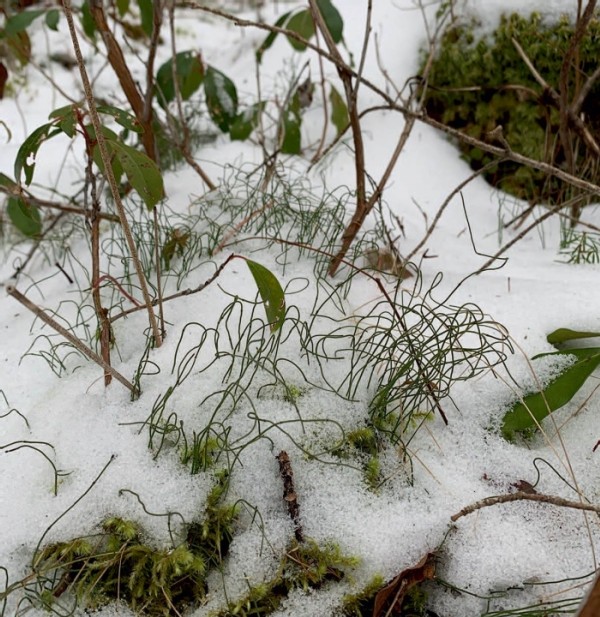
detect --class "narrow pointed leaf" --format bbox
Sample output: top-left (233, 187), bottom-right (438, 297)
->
top-left (204, 66), bottom-right (238, 132)
top-left (97, 104), bottom-right (143, 133)
top-left (281, 107), bottom-right (301, 154)
top-left (137, 0), bottom-right (153, 37)
top-left (329, 84), bottom-right (348, 135)
top-left (245, 259), bottom-right (286, 333)
top-left (7, 197), bottom-right (42, 237)
top-left (81, 1), bottom-right (96, 39)
top-left (45, 9), bottom-right (60, 31)
top-left (116, 0), bottom-right (130, 17)
top-left (15, 122), bottom-right (61, 185)
top-left (5, 10), bottom-right (45, 35)
top-left (0, 173), bottom-right (17, 189)
top-left (49, 104), bottom-right (78, 138)
top-left (256, 11), bottom-right (292, 63)
top-left (85, 124), bottom-right (124, 184)
top-left (316, 0), bottom-right (344, 43)
top-left (285, 10), bottom-right (315, 51)
top-left (501, 347), bottom-right (600, 440)
top-left (547, 328), bottom-right (600, 346)
top-left (107, 138), bottom-right (164, 209)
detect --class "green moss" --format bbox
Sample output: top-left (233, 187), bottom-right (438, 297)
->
top-left (341, 574), bottom-right (385, 616)
top-left (332, 425), bottom-right (383, 490)
top-left (33, 472), bottom-right (236, 616)
top-left (423, 12), bottom-right (600, 212)
top-left (214, 539), bottom-right (359, 617)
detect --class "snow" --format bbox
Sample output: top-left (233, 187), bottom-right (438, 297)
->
top-left (1, 1), bottom-right (599, 616)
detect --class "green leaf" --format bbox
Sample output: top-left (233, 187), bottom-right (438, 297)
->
top-left (155, 51), bottom-right (204, 108)
top-left (5, 10), bottom-right (45, 35)
top-left (285, 10), bottom-right (315, 51)
top-left (281, 105), bottom-right (301, 154)
top-left (15, 122), bottom-right (62, 185)
top-left (7, 197), bottom-right (42, 237)
top-left (501, 347), bottom-right (600, 440)
top-left (116, 0), bottom-right (130, 17)
top-left (49, 104), bottom-right (79, 138)
top-left (547, 328), bottom-right (600, 346)
top-left (6, 31), bottom-right (31, 65)
top-left (256, 11), bottom-right (292, 63)
top-left (329, 84), bottom-right (348, 135)
top-left (85, 124), bottom-right (124, 184)
top-left (45, 9), bottom-right (60, 32)
top-left (107, 137), bottom-right (164, 209)
top-left (204, 66), bottom-right (238, 132)
top-left (97, 104), bottom-right (143, 133)
top-left (137, 0), bottom-right (153, 37)
top-left (229, 102), bottom-right (264, 141)
top-left (316, 0), bottom-right (344, 43)
top-left (81, 1), bottom-right (96, 39)
top-left (245, 259), bottom-right (286, 333)
top-left (0, 173), bottom-right (17, 190)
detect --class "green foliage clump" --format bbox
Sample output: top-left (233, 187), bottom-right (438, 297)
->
top-left (423, 12), bottom-right (600, 209)
top-left (333, 425), bottom-right (382, 490)
top-left (341, 574), bottom-right (385, 616)
top-left (215, 539), bottom-right (359, 617)
top-left (33, 472), bottom-right (237, 616)
top-left (34, 518), bottom-right (206, 616)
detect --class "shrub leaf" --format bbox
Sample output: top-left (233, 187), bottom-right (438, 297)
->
top-left (107, 138), bottom-right (164, 209)
top-left (7, 196), bottom-right (42, 237)
top-left (245, 259), bottom-right (286, 333)
top-left (155, 51), bottom-right (204, 108)
top-left (501, 347), bottom-right (600, 440)
top-left (15, 122), bottom-right (61, 185)
top-left (204, 66), bottom-right (238, 132)
top-left (546, 328), bottom-right (600, 345)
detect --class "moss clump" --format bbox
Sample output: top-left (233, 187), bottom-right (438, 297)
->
top-left (34, 518), bottom-right (207, 615)
top-left (332, 425), bottom-right (383, 490)
top-left (423, 12), bottom-right (600, 213)
top-left (33, 471), bottom-right (237, 616)
top-left (215, 539), bottom-right (359, 617)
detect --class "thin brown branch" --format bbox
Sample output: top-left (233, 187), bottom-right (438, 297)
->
top-left (109, 253), bottom-right (236, 323)
top-left (88, 0), bottom-right (157, 159)
top-left (6, 285), bottom-right (136, 394)
top-left (451, 491), bottom-right (600, 522)
top-left (405, 158), bottom-right (505, 264)
top-left (512, 37), bottom-right (600, 156)
top-left (0, 188), bottom-right (120, 223)
top-left (573, 64), bottom-right (600, 114)
top-left (63, 0), bottom-right (162, 348)
top-left (166, 0), bottom-right (216, 191)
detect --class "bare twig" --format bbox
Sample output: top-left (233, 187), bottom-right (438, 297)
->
top-left (276, 451), bottom-right (303, 542)
top-left (451, 491), bottom-right (600, 522)
top-left (405, 159), bottom-right (505, 263)
top-left (512, 37), bottom-right (600, 156)
top-left (166, 0), bottom-right (216, 190)
top-left (6, 286), bottom-right (136, 394)
top-left (62, 0), bottom-right (162, 348)
top-left (110, 253), bottom-right (236, 323)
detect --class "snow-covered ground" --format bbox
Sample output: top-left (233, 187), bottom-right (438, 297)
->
top-left (1, 1), bottom-right (599, 615)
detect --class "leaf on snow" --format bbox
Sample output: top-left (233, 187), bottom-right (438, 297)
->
top-left (245, 259), bottom-right (286, 333)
